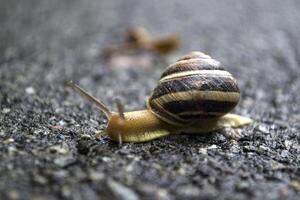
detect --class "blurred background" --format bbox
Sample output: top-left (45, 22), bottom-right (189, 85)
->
top-left (2, 0), bottom-right (300, 102)
top-left (1, 0), bottom-right (300, 199)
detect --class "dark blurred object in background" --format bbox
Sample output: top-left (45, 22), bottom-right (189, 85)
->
top-left (104, 26), bottom-right (180, 56)
top-left (103, 26), bottom-right (180, 69)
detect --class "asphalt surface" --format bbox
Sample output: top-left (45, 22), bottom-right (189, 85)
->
top-left (1, 0), bottom-right (300, 199)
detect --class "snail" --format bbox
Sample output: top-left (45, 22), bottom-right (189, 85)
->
top-left (68, 51), bottom-right (252, 143)
top-left (104, 26), bottom-right (180, 56)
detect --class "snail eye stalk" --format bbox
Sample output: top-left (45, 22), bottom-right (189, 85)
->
top-left (67, 80), bottom-right (112, 119)
top-left (116, 99), bottom-right (125, 120)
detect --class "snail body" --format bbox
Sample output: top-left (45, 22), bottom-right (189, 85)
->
top-left (68, 51), bottom-right (252, 143)
top-left (106, 110), bottom-right (251, 142)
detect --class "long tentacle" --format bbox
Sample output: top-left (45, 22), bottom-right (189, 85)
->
top-left (67, 81), bottom-right (112, 119)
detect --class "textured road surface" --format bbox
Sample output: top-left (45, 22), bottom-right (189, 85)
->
top-left (1, 0), bottom-right (300, 199)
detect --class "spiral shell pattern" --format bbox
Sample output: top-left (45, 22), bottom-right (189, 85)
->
top-left (147, 51), bottom-right (240, 126)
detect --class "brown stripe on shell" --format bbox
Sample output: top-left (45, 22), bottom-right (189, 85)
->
top-left (160, 58), bottom-right (224, 78)
top-left (152, 90), bottom-right (240, 104)
top-left (178, 113), bottom-right (222, 120)
top-left (160, 100), bottom-right (238, 114)
top-left (151, 75), bottom-right (239, 99)
top-left (147, 100), bottom-right (189, 126)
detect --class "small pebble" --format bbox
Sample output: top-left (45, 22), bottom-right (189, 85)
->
top-left (236, 181), bottom-right (250, 191)
top-left (25, 87), bottom-right (36, 94)
top-left (176, 167), bottom-right (186, 176)
top-left (257, 125), bottom-right (269, 133)
top-left (7, 189), bottom-right (20, 200)
top-left (88, 170), bottom-right (105, 182)
top-left (33, 174), bottom-right (48, 185)
top-left (243, 145), bottom-right (256, 152)
top-left (228, 141), bottom-right (240, 153)
top-left (58, 120), bottom-right (66, 127)
top-left (3, 138), bottom-right (15, 144)
top-left (156, 189), bottom-right (171, 200)
top-left (280, 150), bottom-right (289, 158)
top-left (8, 146), bottom-right (18, 156)
top-left (54, 156), bottom-right (76, 167)
top-left (107, 179), bottom-right (139, 200)
top-left (52, 170), bottom-right (68, 179)
top-left (270, 160), bottom-right (285, 170)
top-left (284, 140), bottom-right (293, 150)
top-left (102, 157), bottom-right (111, 162)
top-left (207, 144), bottom-right (217, 150)
top-left (0, 131), bottom-right (5, 137)
top-left (48, 143), bottom-right (69, 154)
top-left (61, 185), bottom-right (72, 198)
top-left (2, 108), bottom-right (11, 114)
top-left (258, 145), bottom-right (272, 154)
top-left (198, 148), bottom-right (208, 155)
top-left (177, 185), bottom-right (201, 197)
top-left (80, 133), bottom-right (92, 140)
top-left (118, 148), bottom-right (130, 155)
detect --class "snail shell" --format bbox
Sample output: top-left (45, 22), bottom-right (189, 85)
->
top-left (147, 51), bottom-right (240, 126)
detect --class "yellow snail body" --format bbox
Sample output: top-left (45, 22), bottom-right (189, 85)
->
top-left (68, 51), bottom-right (252, 143)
